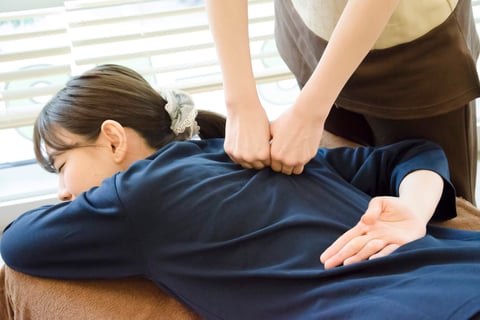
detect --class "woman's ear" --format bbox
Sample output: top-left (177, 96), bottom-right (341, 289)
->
top-left (100, 120), bottom-right (128, 163)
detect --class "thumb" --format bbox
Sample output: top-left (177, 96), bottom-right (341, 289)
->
top-left (361, 197), bottom-right (384, 225)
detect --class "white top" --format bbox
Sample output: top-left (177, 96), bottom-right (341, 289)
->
top-left (291, 0), bottom-right (458, 49)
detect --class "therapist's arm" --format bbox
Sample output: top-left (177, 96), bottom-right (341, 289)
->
top-left (269, 0), bottom-right (401, 175)
top-left (205, 0), bottom-right (271, 170)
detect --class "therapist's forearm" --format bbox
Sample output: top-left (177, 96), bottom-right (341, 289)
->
top-left (298, 0), bottom-right (401, 119)
top-left (205, 0), bottom-right (259, 110)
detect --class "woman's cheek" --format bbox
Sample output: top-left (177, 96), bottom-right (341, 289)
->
top-left (65, 168), bottom-right (90, 198)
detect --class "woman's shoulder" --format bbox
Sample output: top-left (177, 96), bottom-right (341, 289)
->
top-left (149, 138), bottom-right (227, 160)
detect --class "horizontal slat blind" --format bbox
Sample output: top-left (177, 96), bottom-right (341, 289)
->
top-left (0, 6), bottom-right (72, 129)
top-left (0, 0), bottom-right (292, 130)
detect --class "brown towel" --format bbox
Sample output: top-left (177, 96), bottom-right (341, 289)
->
top-left (434, 197), bottom-right (480, 231)
top-left (0, 266), bottom-right (200, 320)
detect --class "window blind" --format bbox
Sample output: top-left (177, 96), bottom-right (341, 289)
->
top-left (0, 0), bottom-right (292, 130)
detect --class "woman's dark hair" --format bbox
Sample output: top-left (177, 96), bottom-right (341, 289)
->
top-left (33, 64), bottom-right (226, 172)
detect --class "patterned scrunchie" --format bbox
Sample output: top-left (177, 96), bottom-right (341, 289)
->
top-left (160, 89), bottom-right (200, 139)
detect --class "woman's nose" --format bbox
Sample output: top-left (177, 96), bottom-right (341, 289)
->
top-left (57, 176), bottom-right (73, 201)
top-left (57, 179), bottom-right (73, 201)
top-left (58, 188), bottom-right (73, 201)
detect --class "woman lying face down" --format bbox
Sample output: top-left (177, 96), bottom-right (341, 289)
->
top-left (2, 64), bottom-right (480, 319)
top-left (33, 64), bottom-right (225, 200)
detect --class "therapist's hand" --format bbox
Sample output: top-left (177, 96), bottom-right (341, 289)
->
top-left (224, 104), bottom-right (271, 170)
top-left (320, 196), bottom-right (428, 269)
top-left (269, 106), bottom-right (324, 175)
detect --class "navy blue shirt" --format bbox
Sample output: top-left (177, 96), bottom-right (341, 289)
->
top-left (2, 139), bottom-right (480, 319)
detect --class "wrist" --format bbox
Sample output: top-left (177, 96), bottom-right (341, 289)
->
top-left (225, 93), bottom-right (263, 116)
top-left (398, 170), bottom-right (444, 223)
top-left (294, 88), bottom-right (332, 123)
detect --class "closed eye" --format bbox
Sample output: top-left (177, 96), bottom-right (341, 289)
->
top-left (56, 162), bottom-right (65, 174)
top-left (49, 150), bottom-right (65, 174)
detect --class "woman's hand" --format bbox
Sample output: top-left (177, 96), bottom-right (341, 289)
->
top-left (320, 196), bottom-right (428, 269)
top-left (224, 104), bottom-right (271, 170)
top-left (269, 106), bottom-right (324, 175)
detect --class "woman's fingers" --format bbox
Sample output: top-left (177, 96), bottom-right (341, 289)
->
top-left (238, 160), bottom-right (268, 170)
top-left (342, 238), bottom-right (387, 266)
top-left (369, 244), bottom-right (400, 260)
top-left (320, 203), bottom-right (383, 266)
top-left (270, 161), bottom-right (304, 175)
top-left (322, 232), bottom-right (374, 269)
top-left (323, 235), bottom-right (401, 269)
top-left (322, 232), bottom-right (400, 268)
top-left (320, 224), bottom-right (367, 265)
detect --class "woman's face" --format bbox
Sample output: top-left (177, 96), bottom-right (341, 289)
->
top-left (47, 127), bottom-right (123, 201)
